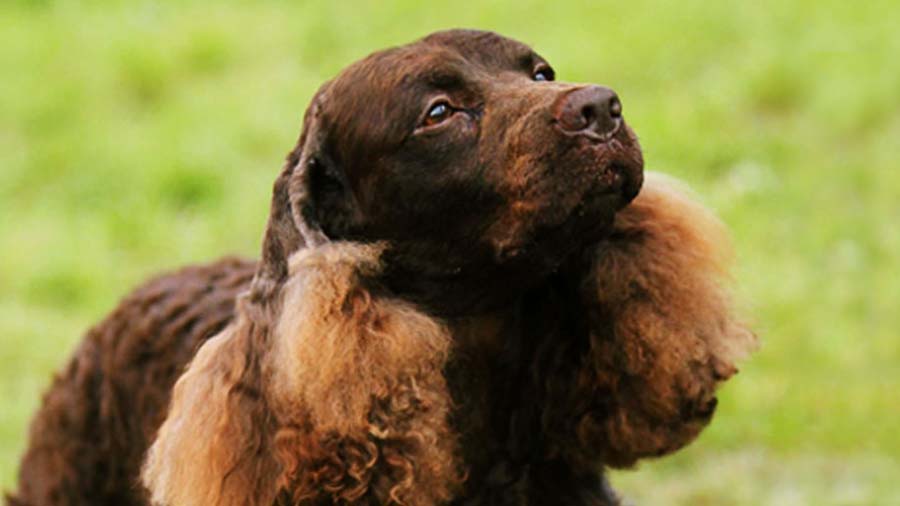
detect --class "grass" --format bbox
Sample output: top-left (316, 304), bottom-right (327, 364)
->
top-left (1, 1), bottom-right (898, 504)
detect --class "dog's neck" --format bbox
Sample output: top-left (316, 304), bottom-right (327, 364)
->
top-left (438, 269), bottom-right (616, 505)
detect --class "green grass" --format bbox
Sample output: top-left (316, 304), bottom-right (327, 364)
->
top-left (1, 1), bottom-right (898, 504)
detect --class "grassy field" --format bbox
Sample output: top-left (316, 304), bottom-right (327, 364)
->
top-left (1, 1), bottom-right (898, 504)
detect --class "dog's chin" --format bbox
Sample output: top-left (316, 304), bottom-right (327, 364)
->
top-left (600, 160), bottom-right (644, 205)
top-left (589, 130), bottom-right (644, 202)
top-left (542, 196), bottom-right (619, 259)
top-left (494, 159), bottom-right (644, 282)
top-left (491, 166), bottom-right (642, 266)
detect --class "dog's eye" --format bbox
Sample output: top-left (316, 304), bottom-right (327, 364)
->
top-left (423, 101), bottom-right (453, 127)
top-left (533, 66), bottom-right (555, 82)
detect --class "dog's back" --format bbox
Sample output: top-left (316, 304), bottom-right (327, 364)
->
top-left (7, 257), bottom-right (254, 506)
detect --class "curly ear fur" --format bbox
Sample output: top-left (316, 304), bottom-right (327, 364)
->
top-left (572, 172), bottom-right (756, 468)
top-left (142, 243), bottom-right (461, 506)
top-left (140, 302), bottom-right (278, 506)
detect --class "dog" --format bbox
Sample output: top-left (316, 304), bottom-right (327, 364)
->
top-left (7, 29), bottom-right (754, 506)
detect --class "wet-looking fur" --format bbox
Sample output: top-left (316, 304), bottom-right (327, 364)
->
top-left (7, 30), bottom-right (754, 506)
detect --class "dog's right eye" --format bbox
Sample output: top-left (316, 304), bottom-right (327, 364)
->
top-left (422, 101), bottom-right (453, 127)
top-left (533, 65), bottom-right (555, 82)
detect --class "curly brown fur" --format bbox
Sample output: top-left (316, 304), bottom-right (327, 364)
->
top-left (141, 243), bottom-right (461, 506)
top-left (271, 244), bottom-right (461, 506)
top-left (8, 258), bottom-right (255, 506)
top-left (564, 173), bottom-right (756, 468)
top-left (8, 30), bottom-right (753, 506)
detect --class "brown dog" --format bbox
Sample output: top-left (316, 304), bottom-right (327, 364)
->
top-left (7, 30), bottom-right (753, 506)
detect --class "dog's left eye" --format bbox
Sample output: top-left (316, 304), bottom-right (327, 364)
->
top-left (533, 66), bottom-right (555, 82)
top-left (422, 101), bottom-right (454, 127)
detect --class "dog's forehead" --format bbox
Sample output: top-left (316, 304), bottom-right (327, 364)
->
top-left (328, 30), bottom-right (541, 99)
top-left (421, 29), bottom-right (541, 69)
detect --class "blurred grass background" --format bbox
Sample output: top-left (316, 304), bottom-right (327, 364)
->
top-left (1, 0), bottom-right (898, 504)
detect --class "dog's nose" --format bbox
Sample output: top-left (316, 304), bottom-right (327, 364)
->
top-left (554, 86), bottom-right (622, 138)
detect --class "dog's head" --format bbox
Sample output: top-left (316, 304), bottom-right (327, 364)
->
top-left (255, 29), bottom-right (644, 313)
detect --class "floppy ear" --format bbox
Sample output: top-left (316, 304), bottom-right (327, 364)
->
top-left (251, 82), bottom-right (363, 301)
top-left (141, 312), bottom-right (280, 506)
top-left (142, 243), bottom-right (462, 506)
top-left (567, 172), bottom-right (756, 469)
top-left (141, 91), bottom-right (344, 505)
top-left (265, 243), bottom-right (462, 506)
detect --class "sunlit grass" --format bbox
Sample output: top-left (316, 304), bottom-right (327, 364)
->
top-left (2, 1), bottom-right (898, 503)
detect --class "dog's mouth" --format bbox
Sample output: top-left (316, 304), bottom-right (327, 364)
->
top-left (495, 130), bottom-right (643, 262)
top-left (562, 133), bottom-right (643, 236)
top-left (482, 117), bottom-right (644, 270)
top-left (584, 123), bottom-right (645, 202)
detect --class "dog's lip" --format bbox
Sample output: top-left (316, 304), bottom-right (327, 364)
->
top-left (581, 127), bottom-right (644, 203)
top-left (556, 119), bottom-right (622, 143)
top-left (597, 159), bottom-right (643, 201)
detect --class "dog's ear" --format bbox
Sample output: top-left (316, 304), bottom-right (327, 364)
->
top-left (143, 244), bottom-right (462, 506)
top-left (562, 172), bottom-right (756, 469)
top-left (251, 83), bottom-right (362, 300)
top-left (141, 317), bottom-right (281, 506)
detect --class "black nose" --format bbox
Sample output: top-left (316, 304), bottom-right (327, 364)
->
top-left (554, 85), bottom-right (622, 138)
